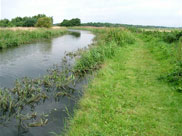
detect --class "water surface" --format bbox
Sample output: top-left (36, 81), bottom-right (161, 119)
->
top-left (0, 30), bottom-right (94, 88)
top-left (0, 30), bottom-right (95, 136)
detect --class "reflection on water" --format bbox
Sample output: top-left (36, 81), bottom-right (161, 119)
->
top-left (0, 30), bottom-right (94, 88)
top-left (38, 39), bottom-right (53, 53)
top-left (69, 31), bottom-right (81, 38)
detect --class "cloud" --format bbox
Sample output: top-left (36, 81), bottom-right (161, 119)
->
top-left (1, 0), bottom-right (182, 27)
top-left (179, 10), bottom-right (182, 16)
top-left (0, 0), bottom-right (2, 19)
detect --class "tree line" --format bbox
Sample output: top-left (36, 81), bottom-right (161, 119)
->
top-left (1, 15), bottom-right (179, 29)
top-left (81, 22), bottom-right (178, 29)
top-left (0, 15), bottom-right (81, 28)
top-left (0, 14), bottom-right (54, 27)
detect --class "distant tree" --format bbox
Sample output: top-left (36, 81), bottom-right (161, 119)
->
top-left (70, 18), bottom-right (81, 26)
top-left (60, 18), bottom-right (81, 27)
top-left (35, 17), bottom-right (52, 28)
top-left (0, 19), bottom-right (10, 27)
top-left (60, 19), bottom-right (71, 27)
top-left (0, 14), bottom-right (52, 28)
top-left (11, 17), bottom-right (24, 26)
top-left (32, 14), bottom-right (47, 20)
top-left (22, 17), bottom-right (37, 27)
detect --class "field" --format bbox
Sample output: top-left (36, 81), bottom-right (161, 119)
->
top-left (62, 27), bottom-right (182, 136)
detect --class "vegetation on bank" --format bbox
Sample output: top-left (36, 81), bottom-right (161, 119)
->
top-left (140, 30), bottom-right (182, 43)
top-left (73, 28), bottom-right (135, 75)
top-left (140, 30), bottom-right (182, 91)
top-left (0, 28), bottom-right (67, 49)
top-left (62, 27), bottom-right (182, 136)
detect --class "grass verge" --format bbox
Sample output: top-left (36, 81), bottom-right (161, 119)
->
top-left (63, 28), bottom-right (182, 136)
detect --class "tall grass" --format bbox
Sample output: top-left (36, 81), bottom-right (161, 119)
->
top-left (138, 30), bottom-right (182, 91)
top-left (0, 28), bottom-right (67, 49)
top-left (64, 28), bottom-right (182, 136)
top-left (178, 37), bottom-right (182, 61)
top-left (73, 28), bottom-right (135, 75)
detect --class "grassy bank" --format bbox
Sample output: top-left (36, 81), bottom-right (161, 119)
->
top-left (63, 28), bottom-right (182, 135)
top-left (0, 27), bottom-right (67, 49)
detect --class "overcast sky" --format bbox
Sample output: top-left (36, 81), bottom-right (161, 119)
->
top-left (0, 0), bottom-right (181, 27)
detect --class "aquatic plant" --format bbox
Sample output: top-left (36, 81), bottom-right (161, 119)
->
top-left (0, 59), bottom-right (77, 128)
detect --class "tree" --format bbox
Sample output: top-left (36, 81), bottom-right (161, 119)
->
top-left (70, 18), bottom-right (81, 26)
top-left (22, 17), bottom-right (37, 27)
top-left (60, 19), bottom-right (71, 27)
top-left (35, 17), bottom-right (52, 28)
top-left (60, 18), bottom-right (81, 27)
top-left (0, 19), bottom-right (10, 27)
top-left (0, 14), bottom-right (51, 27)
top-left (11, 17), bottom-right (24, 26)
top-left (32, 14), bottom-right (46, 21)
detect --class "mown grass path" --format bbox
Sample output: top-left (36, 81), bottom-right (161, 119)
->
top-left (65, 39), bottom-right (182, 136)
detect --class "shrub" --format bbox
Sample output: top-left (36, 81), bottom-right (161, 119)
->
top-left (162, 31), bottom-right (182, 43)
top-left (35, 17), bottom-right (52, 28)
top-left (176, 31), bottom-right (182, 40)
top-left (163, 32), bottom-right (177, 43)
top-left (158, 37), bottom-right (182, 92)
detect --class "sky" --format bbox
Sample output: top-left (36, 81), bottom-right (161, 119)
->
top-left (0, 0), bottom-right (182, 27)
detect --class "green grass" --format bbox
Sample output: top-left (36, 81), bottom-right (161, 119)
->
top-left (73, 28), bottom-right (135, 76)
top-left (63, 28), bottom-right (182, 136)
top-left (0, 28), bottom-right (67, 49)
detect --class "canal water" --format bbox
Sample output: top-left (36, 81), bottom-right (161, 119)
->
top-left (0, 30), bottom-right (95, 136)
top-left (0, 30), bottom-right (94, 88)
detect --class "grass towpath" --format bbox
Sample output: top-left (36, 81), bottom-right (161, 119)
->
top-left (65, 38), bottom-right (182, 136)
